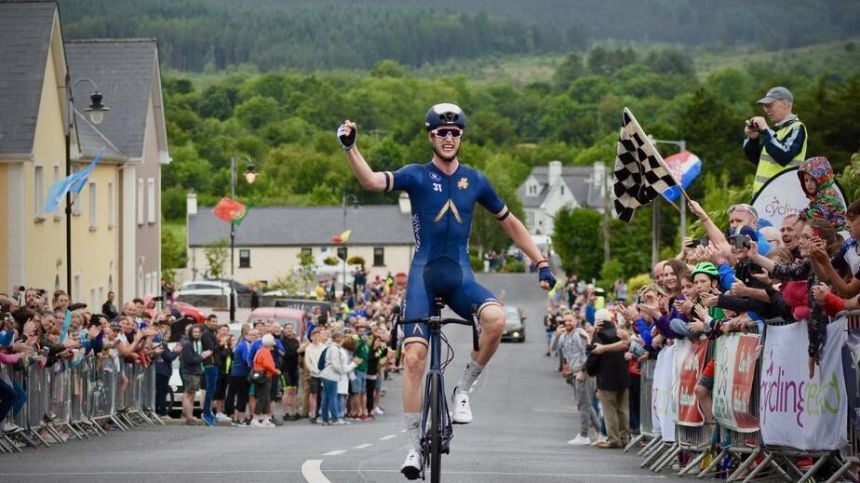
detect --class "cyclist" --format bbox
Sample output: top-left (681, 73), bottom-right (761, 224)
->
top-left (338, 103), bottom-right (556, 479)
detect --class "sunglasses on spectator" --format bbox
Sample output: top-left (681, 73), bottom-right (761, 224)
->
top-left (727, 204), bottom-right (759, 219)
top-left (430, 127), bottom-right (463, 139)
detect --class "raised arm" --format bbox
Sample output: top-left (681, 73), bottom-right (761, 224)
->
top-left (338, 120), bottom-right (387, 192)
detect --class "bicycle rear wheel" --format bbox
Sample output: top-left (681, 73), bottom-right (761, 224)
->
top-left (429, 372), bottom-right (442, 483)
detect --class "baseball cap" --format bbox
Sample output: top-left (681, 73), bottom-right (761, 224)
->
top-left (757, 86), bottom-right (793, 105)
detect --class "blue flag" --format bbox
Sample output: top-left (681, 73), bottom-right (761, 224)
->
top-left (43, 176), bottom-right (75, 214)
top-left (43, 150), bottom-right (104, 214)
top-left (69, 150), bottom-right (103, 193)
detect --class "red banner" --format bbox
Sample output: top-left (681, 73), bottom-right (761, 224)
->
top-left (675, 339), bottom-right (709, 427)
top-left (713, 333), bottom-right (761, 433)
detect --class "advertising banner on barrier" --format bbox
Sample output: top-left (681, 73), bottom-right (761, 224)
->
top-left (653, 345), bottom-right (676, 442)
top-left (713, 333), bottom-right (761, 433)
top-left (846, 327), bottom-right (860, 431)
top-left (759, 319), bottom-right (848, 450)
top-left (674, 338), bottom-right (708, 427)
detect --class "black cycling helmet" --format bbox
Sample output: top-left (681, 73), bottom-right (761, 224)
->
top-left (424, 103), bottom-right (467, 131)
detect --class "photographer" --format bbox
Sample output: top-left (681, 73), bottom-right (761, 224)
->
top-left (742, 86), bottom-right (807, 192)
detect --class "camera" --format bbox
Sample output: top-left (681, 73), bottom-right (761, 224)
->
top-left (728, 234), bottom-right (751, 250)
top-left (745, 119), bottom-right (759, 132)
top-left (685, 237), bottom-right (710, 249)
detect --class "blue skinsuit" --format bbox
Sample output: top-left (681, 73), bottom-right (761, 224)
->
top-left (384, 161), bottom-right (510, 343)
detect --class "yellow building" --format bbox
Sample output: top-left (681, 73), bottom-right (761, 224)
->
top-left (0, 2), bottom-right (169, 306)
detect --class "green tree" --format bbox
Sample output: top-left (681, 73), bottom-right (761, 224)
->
top-left (203, 239), bottom-right (230, 279)
top-left (552, 208), bottom-right (603, 278)
top-left (296, 250), bottom-right (318, 295)
top-left (161, 224), bottom-right (187, 284)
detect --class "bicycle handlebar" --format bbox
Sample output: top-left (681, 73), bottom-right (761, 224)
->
top-left (388, 315), bottom-right (480, 353)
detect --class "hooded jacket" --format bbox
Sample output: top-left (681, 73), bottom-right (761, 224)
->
top-left (798, 157), bottom-right (846, 232)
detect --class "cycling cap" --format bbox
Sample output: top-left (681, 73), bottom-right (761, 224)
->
top-left (691, 262), bottom-right (719, 278)
top-left (425, 103), bottom-right (467, 131)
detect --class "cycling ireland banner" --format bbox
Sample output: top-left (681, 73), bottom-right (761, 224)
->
top-left (759, 318), bottom-right (847, 450)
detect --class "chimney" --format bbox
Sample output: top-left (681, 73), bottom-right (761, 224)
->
top-left (186, 192), bottom-right (198, 216)
top-left (398, 192), bottom-right (411, 215)
top-left (593, 161), bottom-right (606, 198)
top-left (548, 160), bottom-right (562, 188)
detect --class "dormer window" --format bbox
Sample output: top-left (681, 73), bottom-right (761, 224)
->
top-left (528, 183), bottom-right (537, 195)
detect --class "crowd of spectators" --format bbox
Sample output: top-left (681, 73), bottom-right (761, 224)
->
top-left (547, 158), bottom-right (859, 451)
top-left (0, 268), bottom-right (404, 436)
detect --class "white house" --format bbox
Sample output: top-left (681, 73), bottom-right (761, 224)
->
top-left (185, 193), bottom-right (416, 287)
top-left (516, 160), bottom-right (609, 235)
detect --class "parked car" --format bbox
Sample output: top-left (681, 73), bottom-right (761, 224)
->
top-left (501, 305), bottom-right (526, 342)
top-left (173, 301), bottom-right (206, 324)
top-left (177, 280), bottom-right (250, 297)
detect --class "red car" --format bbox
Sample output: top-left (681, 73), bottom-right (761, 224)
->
top-left (174, 301), bottom-right (206, 324)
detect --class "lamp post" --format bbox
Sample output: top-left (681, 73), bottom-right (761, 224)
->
top-left (648, 136), bottom-right (687, 265)
top-left (341, 194), bottom-right (359, 297)
top-left (66, 77), bottom-right (110, 299)
top-left (229, 156), bottom-right (256, 323)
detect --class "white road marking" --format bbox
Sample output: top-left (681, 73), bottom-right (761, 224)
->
top-left (322, 449), bottom-right (346, 456)
top-left (379, 434), bottom-right (397, 440)
top-left (353, 443), bottom-right (372, 449)
top-left (301, 459), bottom-right (331, 483)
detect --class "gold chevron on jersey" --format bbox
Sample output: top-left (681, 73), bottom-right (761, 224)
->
top-left (433, 199), bottom-right (462, 223)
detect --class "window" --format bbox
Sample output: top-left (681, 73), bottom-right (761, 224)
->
top-left (88, 181), bottom-right (97, 228)
top-left (53, 165), bottom-right (60, 184)
top-left (107, 181), bottom-right (114, 227)
top-left (527, 183), bottom-right (537, 195)
top-left (147, 178), bottom-right (156, 224)
top-left (300, 247), bottom-right (312, 257)
top-left (34, 166), bottom-right (44, 216)
top-left (239, 249), bottom-right (251, 268)
top-left (526, 211), bottom-right (535, 227)
top-left (373, 247), bottom-right (385, 267)
top-left (90, 288), bottom-right (96, 311)
top-left (137, 179), bottom-right (144, 225)
top-left (560, 185), bottom-right (565, 195)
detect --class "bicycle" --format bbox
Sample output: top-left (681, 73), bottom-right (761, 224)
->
top-left (390, 296), bottom-right (480, 483)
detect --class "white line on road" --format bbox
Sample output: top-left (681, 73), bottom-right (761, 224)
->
top-left (322, 449), bottom-right (346, 456)
top-left (352, 443), bottom-right (372, 449)
top-left (379, 434), bottom-right (397, 440)
top-left (301, 459), bottom-right (331, 483)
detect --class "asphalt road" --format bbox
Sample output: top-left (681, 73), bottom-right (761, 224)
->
top-left (0, 274), bottom-right (685, 483)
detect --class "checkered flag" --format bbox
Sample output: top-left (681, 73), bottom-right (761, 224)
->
top-left (613, 108), bottom-right (677, 222)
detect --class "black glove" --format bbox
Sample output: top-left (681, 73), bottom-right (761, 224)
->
top-left (539, 266), bottom-right (557, 291)
top-left (337, 123), bottom-right (356, 150)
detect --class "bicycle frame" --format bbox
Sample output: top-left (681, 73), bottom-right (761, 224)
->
top-left (391, 298), bottom-right (479, 482)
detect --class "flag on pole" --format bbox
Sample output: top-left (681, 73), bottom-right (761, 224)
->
top-left (43, 149), bottom-right (104, 214)
top-left (212, 197), bottom-right (247, 224)
top-left (613, 108), bottom-right (678, 222)
top-left (332, 229), bottom-right (351, 244)
top-left (661, 151), bottom-right (702, 202)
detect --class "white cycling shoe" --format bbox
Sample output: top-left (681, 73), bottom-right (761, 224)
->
top-left (451, 389), bottom-right (473, 424)
top-left (400, 447), bottom-right (422, 480)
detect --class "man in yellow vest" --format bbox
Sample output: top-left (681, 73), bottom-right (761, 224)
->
top-left (742, 86), bottom-right (807, 193)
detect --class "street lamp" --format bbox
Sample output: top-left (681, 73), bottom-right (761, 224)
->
top-left (648, 136), bottom-right (686, 266)
top-left (341, 194), bottom-right (359, 297)
top-left (66, 77), bottom-right (110, 299)
top-left (229, 156), bottom-right (256, 322)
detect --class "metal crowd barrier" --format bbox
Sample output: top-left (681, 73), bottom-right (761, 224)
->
top-left (634, 310), bottom-right (860, 483)
top-left (0, 353), bottom-right (160, 453)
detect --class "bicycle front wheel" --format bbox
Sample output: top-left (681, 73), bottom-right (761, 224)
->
top-left (429, 372), bottom-right (443, 483)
